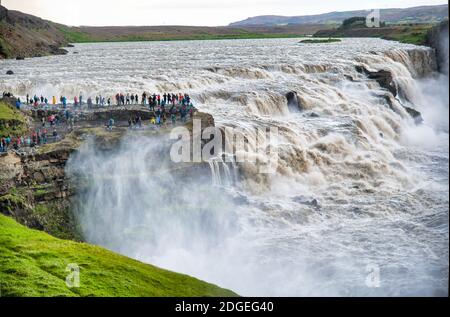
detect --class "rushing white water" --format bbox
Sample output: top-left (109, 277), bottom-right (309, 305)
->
top-left (1, 38), bottom-right (448, 296)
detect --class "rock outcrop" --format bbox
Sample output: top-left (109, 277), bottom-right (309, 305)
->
top-left (0, 5), bottom-right (68, 59)
top-left (356, 65), bottom-right (398, 96)
top-left (356, 66), bottom-right (425, 124)
top-left (286, 91), bottom-right (303, 111)
top-left (0, 143), bottom-right (81, 240)
top-left (426, 20), bottom-right (449, 75)
top-left (403, 105), bottom-right (424, 125)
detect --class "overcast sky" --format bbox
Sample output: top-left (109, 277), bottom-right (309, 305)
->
top-left (2, 0), bottom-right (447, 26)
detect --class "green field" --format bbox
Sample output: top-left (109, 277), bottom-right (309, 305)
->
top-left (0, 214), bottom-right (238, 297)
top-left (314, 24), bottom-right (435, 46)
top-left (57, 25), bottom-right (305, 43)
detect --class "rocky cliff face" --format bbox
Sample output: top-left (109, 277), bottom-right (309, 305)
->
top-left (0, 5), bottom-right (68, 59)
top-left (426, 20), bottom-right (449, 74)
top-left (1, 96), bottom-right (216, 242)
top-left (0, 144), bottom-right (80, 240)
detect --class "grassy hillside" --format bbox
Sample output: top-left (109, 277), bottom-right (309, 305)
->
top-left (0, 214), bottom-right (237, 297)
top-left (0, 101), bottom-right (28, 138)
top-left (314, 24), bottom-right (435, 45)
top-left (0, 7), bottom-right (68, 59)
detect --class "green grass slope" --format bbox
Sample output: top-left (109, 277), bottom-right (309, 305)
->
top-left (0, 101), bottom-right (28, 138)
top-left (314, 24), bottom-right (434, 45)
top-left (0, 214), bottom-right (237, 297)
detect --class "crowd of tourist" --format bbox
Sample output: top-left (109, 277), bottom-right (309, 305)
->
top-left (20, 92), bottom-right (193, 109)
top-left (1, 91), bottom-right (196, 153)
top-left (0, 128), bottom-right (60, 153)
top-left (0, 111), bottom-right (65, 153)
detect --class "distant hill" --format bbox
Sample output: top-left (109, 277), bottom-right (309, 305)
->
top-left (1, 3), bottom-right (447, 59)
top-left (0, 5), bottom-right (69, 59)
top-left (1, 4), bottom-right (328, 59)
top-left (230, 4), bottom-right (448, 26)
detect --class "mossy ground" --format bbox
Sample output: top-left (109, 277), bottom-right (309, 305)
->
top-left (0, 214), bottom-right (238, 297)
top-left (382, 26), bottom-right (431, 45)
top-left (0, 101), bottom-right (28, 138)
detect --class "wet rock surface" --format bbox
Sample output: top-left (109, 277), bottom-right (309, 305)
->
top-left (403, 105), bottom-right (424, 125)
top-left (356, 65), bottom-right (398, 96)
top-left (286, 91), bottom-right (303, 111)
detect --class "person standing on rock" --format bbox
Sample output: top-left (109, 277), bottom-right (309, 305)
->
top-left (42, 129), bottom-right (48, 144)
top-left (5, 136), bottom-right (11, 149)
top-left (155, 107), bottom-right (162, 126)
top-left (149, 99), bottom-right (155, 111)
top-left (108, 118), bottom-right (115, 131)
top-left (52, 129), bottom-right (58, 141)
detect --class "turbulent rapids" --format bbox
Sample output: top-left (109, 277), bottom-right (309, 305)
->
top-left (1, 38), bottom-right (448, 296)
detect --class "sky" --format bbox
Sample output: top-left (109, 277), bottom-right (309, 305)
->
top-left (2, 0), bottom-right (448, 26)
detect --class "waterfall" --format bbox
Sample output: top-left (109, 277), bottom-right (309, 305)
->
top-left (208, 154), bottom-right (238, 187)
top-left (3, 37), bottom-right (445, 296)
